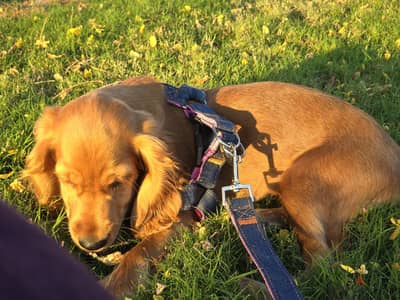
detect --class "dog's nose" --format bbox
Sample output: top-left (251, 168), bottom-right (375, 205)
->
top-left (78, 236), bottom-right (108, 251)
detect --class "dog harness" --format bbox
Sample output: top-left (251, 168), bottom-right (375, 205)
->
top-left (164, 84), bottom-right (303, 300)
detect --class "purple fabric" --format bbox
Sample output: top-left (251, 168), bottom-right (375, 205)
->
top-left (0, 199), bottom-right (113, 300)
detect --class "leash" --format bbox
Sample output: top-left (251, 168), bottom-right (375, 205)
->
top-left (221, 142), bottom-right (303, 300)
top-left (164, 84), bottom-right (303, 300)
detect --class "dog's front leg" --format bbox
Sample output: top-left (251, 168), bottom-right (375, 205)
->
top-left (101, 211), bottom-right (194, 299)
top-left (101, 227), bottom-right (174, 299)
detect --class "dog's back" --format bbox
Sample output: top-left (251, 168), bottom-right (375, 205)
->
top-left (207, 81), bottom-right (400, 257)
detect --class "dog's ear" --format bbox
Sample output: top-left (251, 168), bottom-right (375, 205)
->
top-left (130, 118), bottom-right (181, 239)
top-left (23, 106), bottom-right (60, 205)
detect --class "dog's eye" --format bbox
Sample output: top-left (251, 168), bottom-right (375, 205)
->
top-left (109, 181), bottom-right (122, 191)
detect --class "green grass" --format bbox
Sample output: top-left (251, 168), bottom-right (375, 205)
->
top-left (1, 0), bottom-right (400, 299)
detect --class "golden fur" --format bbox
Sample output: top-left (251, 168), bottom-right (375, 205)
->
top-left (24, 77), bottom-right (400, 297)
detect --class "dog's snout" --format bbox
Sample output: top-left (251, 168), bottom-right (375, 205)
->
top-left (78, 236), bottom-right (108, 251)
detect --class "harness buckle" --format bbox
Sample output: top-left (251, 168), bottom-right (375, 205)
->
top-left (221, 141), bottom-right (254, 207)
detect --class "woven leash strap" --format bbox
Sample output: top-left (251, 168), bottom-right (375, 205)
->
top-left (226, 190), bottom-right (303, 300)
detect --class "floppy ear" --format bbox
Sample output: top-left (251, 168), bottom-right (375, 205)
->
top-left (131, 133), bottom-right (182, 239)
top-left (23, 106), bottom-right (60, 205)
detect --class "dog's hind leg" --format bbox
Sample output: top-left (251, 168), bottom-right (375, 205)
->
top-left (277, 144), bottom-right (347, 261)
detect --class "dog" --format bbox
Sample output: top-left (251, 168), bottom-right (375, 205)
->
top-left (24, 76), bottom-right (400, 297)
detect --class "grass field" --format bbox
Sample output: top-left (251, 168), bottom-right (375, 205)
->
top-left (1, 0), bottom-right (400, 299)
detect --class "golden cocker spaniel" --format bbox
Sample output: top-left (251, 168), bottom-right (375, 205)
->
top-left (24, 77), bottom-right (400, 297)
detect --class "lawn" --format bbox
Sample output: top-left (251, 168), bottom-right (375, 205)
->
top-left (1, 0), bottom-right (400, 299)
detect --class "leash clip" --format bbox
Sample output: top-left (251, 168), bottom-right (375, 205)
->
top-left (221, 142), bottom-right (254, 207)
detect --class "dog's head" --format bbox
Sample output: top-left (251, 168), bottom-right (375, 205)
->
top-left (24, 92), bottom-right (181, 252)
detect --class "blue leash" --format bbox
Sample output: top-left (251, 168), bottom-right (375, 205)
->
top-left (165, 83), bottom-right (303, 300)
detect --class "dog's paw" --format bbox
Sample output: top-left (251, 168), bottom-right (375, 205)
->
top-left (101, 258), bottom-right (149, 299)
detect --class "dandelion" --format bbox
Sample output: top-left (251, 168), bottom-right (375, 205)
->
top-left (197, 225), bottom-right (207, 239)
top-left (129, 50), bottom-right (141, 59)
top-left (35, 37), bottom-right (49, 49)
top-left (391, 262), bottom-right (400, 271)
top-left (83, 69), bottom-right (92, 79)
top-left (10, 178), bottom-right (25, 193)
top-left (172, 43), bottom-right (183, 52)
top-left (384, 50), bottom-right (391, 61)
top-left (139, 24), bottom-right (145, 34)
top-left (88, 19), bottom-right (104, 34)
top-left (191, 43), bottom-right (199, 53)
top-left (184, 5), bottom-right (191, 12)
top-left (241, 52), bottom-right (249, 66)
top-left (53, 73), bottom-right (63, 82)
top-left (14, 37), bottom-right (23, 49)
top-left (47, 53), bottom-right (62, 59)
top-left (8, 149), bottom-right (17, 155)
top-left (87, 34), bottom-right (95, 45)
top-left (262, 25), bottom-right (270, 35)
top-left (135, 15), bottom-right (143, 23)
top-left (0, 171), bottom-right (14, 180)
top-left (67, 25), bottom-right (83, 36)
top-left (390, 217), bottom-right (400, 240)
top-left (340, 263), bottom-right (368, 286)
top-left (163, 270), bottom-right (171, 278)
top-left (396, 38), bottom-right (400, 50)
top-left (216, 14), bottom-right (224, 26)
top-left (155, 283), bottom-right (167, 295)
top-left (8, 67), bottom-right (19, 76)
top-left (149, 35), bottom-right (157, 48)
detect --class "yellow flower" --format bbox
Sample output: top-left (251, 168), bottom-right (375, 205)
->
top-left (88, 19), bottom-right (104, 34)
top-left (163, 270), bottom-right (171, 278)
top-left (139, 24), bottom-right (145, 34)
top-left (184, 5), bottom-right (191, 12)
top-left (8, 67), bottom-right (19, 76)
top-left (83, 69), bottom-right (92, 78)
top-left (149, 35), bottom-right (157, 48)
top-left (216, 14), bottom-right (224, 26)
top-left (10, 179), bottom-right (25, 193)
top-left (35, 37), bottom-right (49, 49)
top-left (191, 43), bottom-right (199, 53)
top-left (384, 51), bottom-right (391, 61)
top-left (67, 25), bottom-right (83, 36)
top-left (391, 262), bottom-right (400, 271)
top-left (0, 171), bottom-right (14, 179)
top-left (173, 43), bottom-right (183, 52)
top-left (262, 25), bottom-right (270, 35)
top-left (396, 38), bottom-right (400, 50)
top-left (340, 263), bottom-right (368, 275)
top-left (53, 73), bottom-right (63, 82)
top-left (338, 26), bottom-right (346, 37)
top-left (135, 15), bottom-right (143, 23)
top-left (340, 264), bottom-right (355, 274)
top-left (197, 226), bottom-right (207, 239)
top-left (357, 264), bottom-right (368, 275)
top-left (129, 50), bottom-right (141, 59)
top-left (390, 217), bottom-right (400, 240)
top-left (14, 37), bottom-right (23, 49)
top-left (47, 53), bottom-right (62, 59)
top-left (87, 34), bottom-right (95, 45)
